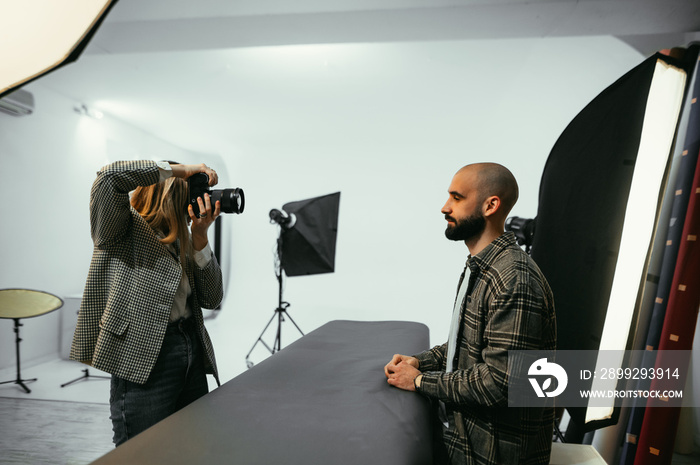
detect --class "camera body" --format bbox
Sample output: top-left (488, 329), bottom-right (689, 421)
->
top-left (187, 173), bottom-right (245, 216)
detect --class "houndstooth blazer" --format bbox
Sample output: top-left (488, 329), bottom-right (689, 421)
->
top-left (70, 160), bottom-right (223, 385)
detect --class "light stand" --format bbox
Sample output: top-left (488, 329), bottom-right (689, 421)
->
top-left (0, 289), bottom-right (63, 394)
top-left (0, 319), bottom-right (36, 393)
top-left (245, 231), bottom-right (305, 368)
top-left (245, 192), bottom-right (340, 368)
top-left (61, 368), bottom-right (110, 388)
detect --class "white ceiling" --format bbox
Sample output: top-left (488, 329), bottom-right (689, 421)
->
top-left (88, 0), bottom-right (700, 54)
top-left (27, 0), bottom-right (700, 156)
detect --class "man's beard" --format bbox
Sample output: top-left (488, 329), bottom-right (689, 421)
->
top-left (444, 211), bottom-right (486, 242)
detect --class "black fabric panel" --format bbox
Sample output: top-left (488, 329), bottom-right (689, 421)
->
top-left (91, 320), bottom-right (433, 465)
top-left (531, 55), bottom-right (659, 353)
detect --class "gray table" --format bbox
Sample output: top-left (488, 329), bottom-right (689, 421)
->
top-left (91, 320), bottom-right (434, 464)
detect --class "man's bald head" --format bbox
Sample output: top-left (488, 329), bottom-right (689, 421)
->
top-left (458, 163), bottom-right (519, 218)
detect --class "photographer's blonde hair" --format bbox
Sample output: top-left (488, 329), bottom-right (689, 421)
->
top-left (131, 176), bottom-right (193, 265)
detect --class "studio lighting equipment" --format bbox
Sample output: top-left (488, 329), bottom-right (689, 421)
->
top-left (1, 0), bottom-right (119, 98)
top-left (505, 216), bottom-right (535, 254)
top-left (530, 47), bottom-right (697, 447)
top-left (245, 192), bottom-right (341, 368)
top-left (269, 208), bottom-right (296, 229)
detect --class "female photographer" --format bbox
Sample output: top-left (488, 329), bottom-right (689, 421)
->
top-left (70, 160), bottom-right (224, 446)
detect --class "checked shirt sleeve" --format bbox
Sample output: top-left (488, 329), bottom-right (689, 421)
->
top-left (414, 343), bottom-right (447, 371)
top-left (418, 273), bottom-right (548, 408)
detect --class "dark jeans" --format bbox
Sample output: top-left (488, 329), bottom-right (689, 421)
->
top-left (109, 317), bottom-right (209, 446)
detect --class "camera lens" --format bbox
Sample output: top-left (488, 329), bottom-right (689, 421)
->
top-left (212, 188), bottom-right (245, 214)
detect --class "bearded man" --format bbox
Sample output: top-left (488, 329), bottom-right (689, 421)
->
top-left (384, 163), bottom-right (556, 465)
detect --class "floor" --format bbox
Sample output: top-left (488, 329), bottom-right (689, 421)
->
top-left (1, 358), bottom-right (699, 465)
top-left (0, 359), bottom-right (113, 464)
top-left (0, 398), bottom-right (112, 465)
top-left (0, 359), bottom-right (110, 405)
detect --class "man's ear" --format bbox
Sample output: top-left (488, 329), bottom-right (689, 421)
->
top-left (483, 195), bottom-right (501, 217)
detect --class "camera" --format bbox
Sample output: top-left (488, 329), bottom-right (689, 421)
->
top-left (187, 173), bottom-right (245, 216)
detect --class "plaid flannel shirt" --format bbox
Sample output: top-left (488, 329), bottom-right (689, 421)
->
top-left (415, 232), bottom-right (556, 465)
top-left (70, 160), bottom-right (223, 385)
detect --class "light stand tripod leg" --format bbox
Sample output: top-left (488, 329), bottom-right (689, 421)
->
top-left (283, 311), bottom-right (305, 337)
top-left (0, 378), bottom-right (36, 394)
top-left (60, 368), bottom-right (110, 388)
top-left (245, 227), bottom-right (310, 368)
top-left (272, 307), bottom-right (306, 354)
top-left (0, 318), bottom-right (36, 394)
top-left (245, 311), bottom-right (278, 367)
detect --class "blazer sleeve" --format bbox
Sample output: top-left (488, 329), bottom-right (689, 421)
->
top-left (90, 160), bottom-right (161, 247)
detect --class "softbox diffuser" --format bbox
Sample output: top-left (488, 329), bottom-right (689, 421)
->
top-left (280, 192), bottom-right (340, 277)
top-left (530, 51), bottom-right (690, 430)
top-left (0, 0), bottom-right (118, 98)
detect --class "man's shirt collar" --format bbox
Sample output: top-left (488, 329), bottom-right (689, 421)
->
top-left (466, 231), bottom-right (517, 274)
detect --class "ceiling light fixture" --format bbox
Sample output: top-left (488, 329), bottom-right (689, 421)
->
top-left (73, 103), bottom-right (103, 120)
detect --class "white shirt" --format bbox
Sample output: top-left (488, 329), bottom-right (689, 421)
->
top-left (157, 161), bottom-right (214, 321)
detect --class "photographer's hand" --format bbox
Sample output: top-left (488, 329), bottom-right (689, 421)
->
top-left (189, 193), bottom-right (221, 251)
top-left (171, 163), bottom-right (219, 186)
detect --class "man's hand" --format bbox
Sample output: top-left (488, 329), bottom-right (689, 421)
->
top-left (384, 354), bottom-right (419, 375)
top-left (384, 354), bottom-right (421, 391)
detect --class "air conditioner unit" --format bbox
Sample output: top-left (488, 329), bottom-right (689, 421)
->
top-left (0, 89), bottom-right (35, 116)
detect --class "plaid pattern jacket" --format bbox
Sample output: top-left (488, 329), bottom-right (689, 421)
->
top-left (70, 160), bottom-right (223, 385)
top-left (415, 232), bottom-right (556, 465)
